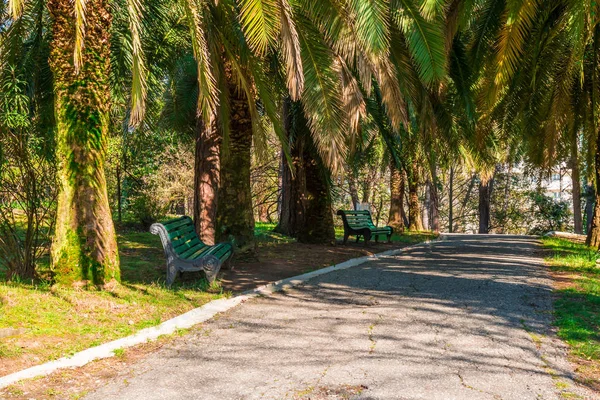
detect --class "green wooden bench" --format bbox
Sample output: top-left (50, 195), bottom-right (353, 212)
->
top-left (150, 216), bottom-right (233, 286)
top-left (336, 210), bottom-right (393, 245)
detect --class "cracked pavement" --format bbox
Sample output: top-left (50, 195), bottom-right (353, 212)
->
top-left (86, 235), bottom-right (597, 399)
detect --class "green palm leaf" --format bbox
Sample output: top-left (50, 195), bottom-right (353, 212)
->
top-left (392, 0), bottom-right (447, 85)
top-left (237, 0), bottom-right (280, 55)
top-left (182, 0), bottom-right (218, 121)
top-left (296, 11), bottom-right (347, 171)
top-left (347, 0), bottom-right (390, 55)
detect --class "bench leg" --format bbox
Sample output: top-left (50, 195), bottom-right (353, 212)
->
top-left (356, 235), bottom-right (360, 243)
top-left (343, 233), bottom-right (349, 245)
top-left (166, 263), bottom-right (177, 287)
top-left (364, 232), bottom-right (372, 246)
top-left (387, 234), bottom-right (392, 244)
top-left (375, 234), bottom-right (379, 244)
top-left (203, 256), bottom-right (222, 283)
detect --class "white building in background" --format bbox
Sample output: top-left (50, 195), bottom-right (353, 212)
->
top-left (544, 165), bottom-right (573, 203)
top-left (512, 163), bottom-right (575, 208)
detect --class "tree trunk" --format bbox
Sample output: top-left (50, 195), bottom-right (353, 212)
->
top-left (429, 171), bottom-right (440, 233)
top-left (388, 162), bottom-right (405, 232)
top-left (571, 130), bottom-right (583, 234)
top-left (423, 179), bottom-right (431, 230)
top-left (193, 115), bottom-right (220, 245)
top-left (586, 25), bottom-right (600, 246)
top-left (478, 175), bottom-right (493, 234)
top-left (348, 173), bottom-right (360, 210)
top-left (276, 101), bottom-right (335, 244)
top-left (587, 130), bottom-right (600, 247)
top-left (216, 78), bottom-right (255, 253)
top-left (116, 163), bottom-right (122, 223)
top-left (448, 166), bottom-right (454, 233)
top-left (361, 168), bottom-right (377, 205)
top-left (48, 0), bottom-right (120, 286)
top-left (407, 160), bottom-right (423, 231)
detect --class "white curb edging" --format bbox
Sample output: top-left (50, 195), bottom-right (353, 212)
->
top-left (0, 238), bottom-right (439, 389)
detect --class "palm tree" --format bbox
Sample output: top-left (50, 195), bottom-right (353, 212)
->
top-left (2, 0), bottom-right (148, 285)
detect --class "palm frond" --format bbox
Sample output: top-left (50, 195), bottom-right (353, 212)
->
top-left (182, 0), bottom-right (218, 120)
top-left (279, 0), bottom-right (303, 100)
top-left (347, 0), bottom-right (390, 56)
top-left (8, 0), bottom-right (25, 18)
top-left (238, 0), bottom-right (280, 55)
top-left (392, 0), bottom-right (447, 85)
top-left (296, 11), bottom-right (347, 171)
top-left (371, 56), bottom-right (408, 130)
top-left (338, 55), bottom-right (366, 145)
top-left (493, 0), bottom-right (539, 89)
top-left (127, 0), bottom-right (147, 127)
top-left (74, 0), bottom-right (86, 73)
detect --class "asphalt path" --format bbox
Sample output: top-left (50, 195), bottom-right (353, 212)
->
top-left (86, 235), bottom-right (597, 399)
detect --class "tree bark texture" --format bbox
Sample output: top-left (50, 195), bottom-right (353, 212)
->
top-left (348, 173), bottom-right (360, 210)
top-left (388, 162), bottom-right (405, 232)
top-left (407, 159), bottom-right (423, 231)
top-left (276, 101), bottom-right (335, 244)
top-left (48, 0), bottom-right (119, 285)
top-left (216, 79), bottom-right (256, 253)
top-left (429, 174), bottom-right (440, 233)
top-left (193, 115), bottom-right (220, 245)
top-left (478, 175), bottom-right (493, 234)
top-left (571, 131), bottom-right (583, 234)
top-left (586, 26), bottom-right (600, 246)
top-left (587, 128), bottom-right (600, 247)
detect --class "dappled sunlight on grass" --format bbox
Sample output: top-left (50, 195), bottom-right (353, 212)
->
top-left (0, 231), bottom-right (228, 376)
top-left (543, 237), bottom-right (600, 387)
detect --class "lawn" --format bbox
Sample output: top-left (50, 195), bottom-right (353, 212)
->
top-left (0, 222), bottom-right (435, 378)
top-left (542, 237), bottom-right (600, 388)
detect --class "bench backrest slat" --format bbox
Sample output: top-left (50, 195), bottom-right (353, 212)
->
top-left (339, 210), bottom-right (376, 229)
top-left (159, 216), bottom-right (209, 258)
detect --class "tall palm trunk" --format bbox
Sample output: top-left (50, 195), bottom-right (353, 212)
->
top-left (276, 101), bottom-right (335, 244)
top-left (388, 162), bottom-right (405, 232)
top-left (586, 26), bottom-right (600, 246)
top-left (193, 114), bottom-right (220, 245)
top-left (571, 129), bottom-right (583, 234)
top-left (407, 159), bottom-right (423, 231)
top-left (216, 79), bottom-right (255, 253)
top-left (348, 173), bottom-right (360, 210)
top-left (587, 127), bottom-right (600, 247)
top-left (478, 175), bottom-right (493, 234)
top-left (48, 0), bottom-right (119, 285)
top-left (429, 177), bottom-right (440, 233)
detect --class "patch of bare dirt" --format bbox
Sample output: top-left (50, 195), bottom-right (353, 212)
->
top-left (0, 337), bottom-right (174, 399)
top-left (221, 240), bottom-right (408, 293)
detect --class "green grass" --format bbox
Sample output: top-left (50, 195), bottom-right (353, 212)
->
top-left (0, 229), bottom-right (227, 371)
top-left (543, 237), bottom-right (600, 361)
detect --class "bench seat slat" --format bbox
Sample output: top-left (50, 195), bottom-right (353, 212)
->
top-left (179, 242), bottom-right (208, 259)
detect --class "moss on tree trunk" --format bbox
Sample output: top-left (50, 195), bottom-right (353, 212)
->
top-left (216, 76), bottom-right (255, 253)
top-left (48, 0), bottom-right (119, 286)
top-left (388, 162), bottom-right (405, 232)
top-left (407, 159), bottom-right (423, 231)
